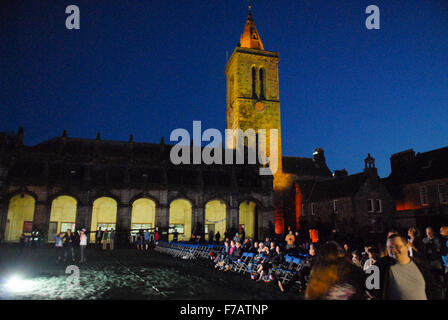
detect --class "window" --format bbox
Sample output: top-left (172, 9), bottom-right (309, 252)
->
top-left (420, 186), bottom-right (429, 206)
top-left (97, 223), bottom-right (116, 231)
top-left (439, 184), bottom-right (448, 204)
top-left (169, 224), bottom-right (184, 234)
top-left (252, 67), bottom-right (257, 99)
top-left (131, 223), bottom-right (152, 235)
top-left (259, 68), bottom-right (265, 100)
top-left (333, 200), bottom-right (342, 213)
top-left (311, 203), bottom-right (316, 216)
top-left (375, 199), bottom-right (383, 213)
top-left (60, 222), bottom-right (76, 233)
top-left (205, 224), bottom-right (215, 235)
top-left (367, 199), bottom-right (374, 212)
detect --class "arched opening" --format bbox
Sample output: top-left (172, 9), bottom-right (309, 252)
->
top-left (239, 201), bottom-right (257, 240)
top-left (259, 68), bottom-right (265, 100)
top-left (5, 194), bottom-right (35, 242)
top-left (48, 195), bottom-right (77, 241)
top-left (169, 199), bottom-right (192, 241)
top-left (205, 200), bottom-right (226, 241)
top-left (90, 197), bottom-right (117, 242)
top-left (131, 198), bottom-right (156, 240)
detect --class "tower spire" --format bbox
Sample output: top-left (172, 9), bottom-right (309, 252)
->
top-left (239, 2), bottom-right (264, 50)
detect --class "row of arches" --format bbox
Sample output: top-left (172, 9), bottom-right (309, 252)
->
top-left (4, 194), bottom-right (259, 242)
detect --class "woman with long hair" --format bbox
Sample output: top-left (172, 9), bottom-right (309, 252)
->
top-left (305, 241), bottom-right (366, 300)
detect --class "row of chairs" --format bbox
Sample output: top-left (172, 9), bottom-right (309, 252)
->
top-left (155, 241), bottom-right (309, 286)
top-left (155, 241), bottom-right (224, 260)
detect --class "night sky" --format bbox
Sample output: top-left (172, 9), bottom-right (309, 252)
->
top-left (1, 0), bottom-right (447, 177)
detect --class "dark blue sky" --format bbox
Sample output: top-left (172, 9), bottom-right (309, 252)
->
top-left (1, 0), bottom-right (447, 177)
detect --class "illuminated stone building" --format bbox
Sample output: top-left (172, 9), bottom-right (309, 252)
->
top-left (299, 155), bottom-right (395, 237)
top-left (225, 7), bottom-right (334, 234)
top-left (0, 129), bottom-right (275, 242)
top-left (0, 6), bottom-right (339, 242)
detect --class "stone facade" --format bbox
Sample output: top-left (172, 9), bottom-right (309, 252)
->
top-left (0, 131), bottom-right (275, 242)
top-left (299, 160), bottom-right (395, 237)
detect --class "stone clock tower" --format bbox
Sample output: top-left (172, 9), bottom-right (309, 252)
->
top-left (225, 6), bottom-right (287, 188)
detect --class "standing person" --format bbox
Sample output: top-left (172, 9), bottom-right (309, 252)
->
top-left (240, 226), bottom-right (246, 243)
top-left (305, 241), bottom-right (366, 300)
top-left (285, 230), bottom-right (295, 251)
top-left (215, 231), bottom-right (221, 243)
top-left (79, 229), bottom-right (88, 263)
top-left (31, 227), bottom-right (40, 249)
top-left (224, 231), bottom-right (230, 242)
top-left (440, 226), bottom-right (448, 291)
top-left (102, 229), bottom-right (109, 250)
top-left (154, 227), bottom-right (160, 246)
top-left (136, 229), bottom-right (144, 250)
top-left (109, 228), bottom-right (116, 250)
top-left (144, 229), bottom-right (151, 249)
top-left (351, 250), bottom-right (362, 268)
top-left (309, 229), bottom-right (319, 244)
top-left (208, 230), bottom-right (214, 242)
top-left (363, 247), bottom-right (379, 271)
top-left (173, 229), bottom-right (179, 242)
top-left (371, 234), bottom-right (444, 300)
top-left (54, 232), bottom-right (64, 262)
top-left (294, 231), bottom-right (301, 248)
top-left (95, 227), bottom-right (103, 248)
top-left (63, 229), bottom-right (76, 262)
top-left (408, 227), bottom-right (423, 258)
top-left (422, 226), bottom-right (444, 286)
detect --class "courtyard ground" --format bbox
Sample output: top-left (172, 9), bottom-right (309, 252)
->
top-left (0, 244), bottom-right (302, 300)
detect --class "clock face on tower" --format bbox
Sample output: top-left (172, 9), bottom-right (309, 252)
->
top-left (255, 101), bottom-right (264, 112)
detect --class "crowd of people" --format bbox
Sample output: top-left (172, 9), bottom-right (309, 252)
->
top-left (16, 225), bottom-right (162, 263)
top-left (209, 226), bottom-right (448, 300)
top-left (12, 222), bottom-right (448, 300)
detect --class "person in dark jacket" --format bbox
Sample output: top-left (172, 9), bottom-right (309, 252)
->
top-left (305, 241), bottom-right (366, 300)
top-left (215, 231), bottom-right (221, 243)
top-left (63, 229), bottom-right (76, 262)
top-left (422, 226), bottom-right (445, 288)
top-left (271, 245), bottom-right (284, 268)
top-left (95, 227), bottom-right (103, 247)
top-left (214, 241), bottom-right (230, 268)
top-left (369, 234), bottom-right (444, 300)
top-left (224, 241), bottom-right (243, 271)
top-left (440, 226), bottom-right (448, 292)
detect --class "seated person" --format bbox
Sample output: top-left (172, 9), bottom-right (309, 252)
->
top-left (253, 247), bottom-right (275, 282)
top-left (214, 241), bottom-right (230, 267)
top-left (241, 239), bottom-right (252, 252)
top-left (278, 243), bottom-right (317, 293)
top-left (224, 241), bottom-right (243, 271)
top-left (249, 241), bottom-right (259, 254)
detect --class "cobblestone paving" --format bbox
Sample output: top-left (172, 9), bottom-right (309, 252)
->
top-left (0, 245), bottom-right (302, 300)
